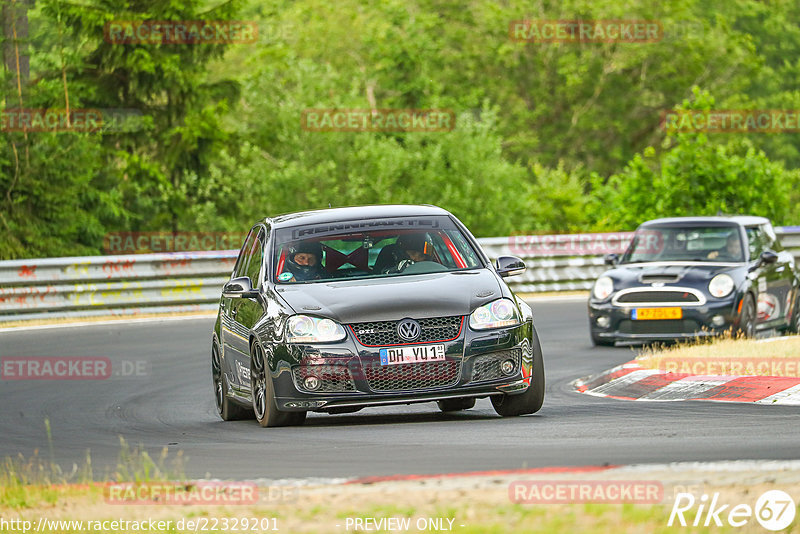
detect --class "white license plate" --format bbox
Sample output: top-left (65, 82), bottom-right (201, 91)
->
top-left (379, 344), bottom-right (446, 366)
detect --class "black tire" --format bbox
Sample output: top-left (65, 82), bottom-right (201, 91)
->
top-left (492, 331), bottom-right (545, 417)
top-left (590, 331), bottom-right (615, 347)
top-left (789, 289), bottom-right (800, 334)
top-left (437, 397), bottom-right (476, 412)
top-left (212, 341), bottom-right (251, 421)
top-left (736, 294), bottom-right (756, 339)
top-left (250, 342), bottom-right (306, 427)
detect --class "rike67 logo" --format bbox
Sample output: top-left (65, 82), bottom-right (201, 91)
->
top-left (669, 490), bottom-right (796, 531)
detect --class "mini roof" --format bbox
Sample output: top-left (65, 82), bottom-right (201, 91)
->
top-left (639, 215), bottom-right (770, 228)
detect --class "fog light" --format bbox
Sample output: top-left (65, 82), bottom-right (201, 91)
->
top-left (303, 375), bottom-right (321, 391)
top-left (596, 316), bottom-right (610, 328)
top-left (711, 315), bottom-right (725, 327)
top-left (501, 359), bottom-right (515, 375)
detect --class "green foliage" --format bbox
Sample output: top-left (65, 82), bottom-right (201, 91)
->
top-left (2, 0), bottom-right (800, 259)
top-left (589, 88), bottom-right (799, 229)
top-left (590, 136), bottom-right (797, 230)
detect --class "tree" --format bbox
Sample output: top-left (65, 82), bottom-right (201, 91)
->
top-left (589, 91), bottom-right (797, 229)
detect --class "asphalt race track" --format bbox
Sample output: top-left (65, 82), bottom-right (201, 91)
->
top-left (0, 298), bottom-right (797, 481)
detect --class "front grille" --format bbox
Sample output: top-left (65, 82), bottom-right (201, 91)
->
top-left (364, 360), bottom-right (461, 392)
top-left (618, 319), bottom-right (700, 335)
top-left (349, 316), bottom-right (463, 346)
top-left (292, 365), bottom-right (356, 393)
top-left (471, 349), bottom-right (522, 382)
top-left (616, 291), bottom-right (699, 304)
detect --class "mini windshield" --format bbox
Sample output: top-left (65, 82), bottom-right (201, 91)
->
top-left (621, 225), bottom-right (746, 263)
top-left (272, 216), bottom-right (483, 283)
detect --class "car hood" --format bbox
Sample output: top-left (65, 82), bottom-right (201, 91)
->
top-left (605, 261), bottom-right (745, 290)
top-left (274, 270), bottom-right (504, 323)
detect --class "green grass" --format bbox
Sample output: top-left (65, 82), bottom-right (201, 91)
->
top-left (0, 419), bottom-right (185, 509)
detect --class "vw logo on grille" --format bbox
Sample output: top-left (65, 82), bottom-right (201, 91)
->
top-left (397, 319), bottom-right (421, 342)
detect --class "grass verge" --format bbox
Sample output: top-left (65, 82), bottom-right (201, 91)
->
top-left (636, 335), bottom-right (800, 377)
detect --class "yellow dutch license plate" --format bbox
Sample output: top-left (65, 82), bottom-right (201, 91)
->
top-left (632, 307), bottom-right (683, 320)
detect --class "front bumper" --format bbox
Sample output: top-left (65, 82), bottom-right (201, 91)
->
top-left (588, 293), bottom-right (740, 343)
top-left (268, 319), bottom-right (535, 411)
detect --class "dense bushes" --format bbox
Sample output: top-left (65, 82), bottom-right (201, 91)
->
top-left (2, 0), bottom-right (800, 259)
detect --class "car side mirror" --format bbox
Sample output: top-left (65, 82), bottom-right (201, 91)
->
top-left (496, 256), bottom-right (526, 278)
top-left (760, 250), bottom-right (779, 265)
top-left (223, 276), bottom-right (259, 299)
top-left (749, 250), bottom-right (779, 272)
top-left (604, 253), bottom-right (619, 266)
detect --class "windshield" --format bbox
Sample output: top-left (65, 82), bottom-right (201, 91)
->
top-left (271, 216), bottom-right (483, 283)
top-left (621, 225), bottom-right (746, 263)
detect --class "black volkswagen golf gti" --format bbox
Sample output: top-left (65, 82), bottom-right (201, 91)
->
top-left (211, 205), bottom-right (544, 426)
top-left (588, 216), bottom-right (800, 345)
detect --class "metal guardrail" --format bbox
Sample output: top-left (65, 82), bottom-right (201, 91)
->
top-left (1, 228), bottom-right (798, 323)
top-left (0, 252), bottom-right (236, 322)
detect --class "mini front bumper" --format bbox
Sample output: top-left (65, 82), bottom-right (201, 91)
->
top-left (268, 320), bottom-right (536, 411)
top-left (588, 293), bottom-right (741, 343)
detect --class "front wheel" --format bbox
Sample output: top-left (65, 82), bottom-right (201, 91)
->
top-left (492, 331), bottom-right (545, 417)
top-left (736, 294), bottom-right (756, 339)
top-left (590, 332), bottom-right (615, 347)
top-left (789, 289), bottom-right (800, 334)
top-left (437, 397), bottom-right (476, 412)
top-left (250, 342), bottom-right (306, 427)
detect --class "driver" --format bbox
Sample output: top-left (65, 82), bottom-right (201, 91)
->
top-left (707, 233), bottom-right (742, 261)
top-left (283, 241), bottom-right (326, 281)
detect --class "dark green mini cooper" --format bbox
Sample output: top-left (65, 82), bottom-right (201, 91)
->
top-left (589, 216), bottom-right (800, 345)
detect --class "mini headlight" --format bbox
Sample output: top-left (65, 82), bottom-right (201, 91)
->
top-left (469, 298), bottom-right (520, 330)
top-left (593, 276), bottom-right (614, 300)
top-left (709, 274), bottom-right (734, 298)
top-left (286, 315), bottom-right (346, 343)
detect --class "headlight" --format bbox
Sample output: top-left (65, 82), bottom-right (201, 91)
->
top-left (708, 274), bottom-right (734, 298)
top-left (593, 276), bottom-right (614, 300)
top-left (286, 315), bottom-right (346, 343)
top-left (469, 298), bottom-right (520, 330)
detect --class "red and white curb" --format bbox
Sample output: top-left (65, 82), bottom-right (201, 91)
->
top-left (574, 361), bottom-right (800, 405)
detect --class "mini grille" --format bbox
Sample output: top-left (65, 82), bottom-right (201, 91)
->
top-left (363, 360), bottom-right (460, 392)
top-left (618, 319), bottom-right (700, 335)
top-left (350, 316), bottom-right (463, 346)
top-left (292, 365), bottom-right (356, 393)
top-left (616, 291), bottom-right (699, 303)
top-left (471, 349), bottom-right (522, 382)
